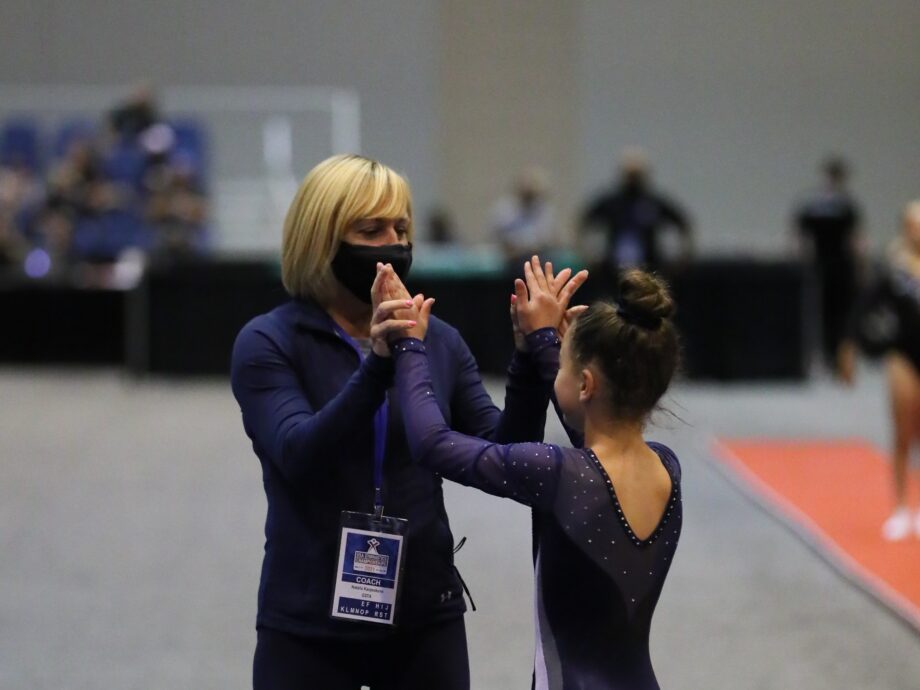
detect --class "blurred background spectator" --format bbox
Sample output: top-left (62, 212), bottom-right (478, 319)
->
top-left (793, 156), bottom-right (865, 371)
top-left (490, 166), bottom-right (555, 272)
top-left (108, 85), bottom-right (160, 142)
top-left (426, 205), bottom-right (457, 245)
top-left (144, 151), bottom-right (208, 260)
top-left (579, 148), bottom-right (693, 293)
top-left (0, 157), bottom-right (38, 266)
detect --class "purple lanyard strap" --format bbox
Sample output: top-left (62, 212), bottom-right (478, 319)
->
top-left (332, 322), bottom-right (389, 519)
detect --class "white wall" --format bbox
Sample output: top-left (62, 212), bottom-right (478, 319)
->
top-left (578, 1), bottom-right (920, 255)
top-left (439, 0), bottom-right (579, 245)
top-left (1, 1), bottom-right (918, 254)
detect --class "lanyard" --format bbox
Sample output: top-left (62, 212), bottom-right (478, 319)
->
top-left (332, 322), bottom-right (388, 519)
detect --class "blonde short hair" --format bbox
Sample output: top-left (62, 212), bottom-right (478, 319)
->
top-left (281, 154), bottom-right (414, 300)
top-left (904, 200), bottom-right (920, 225)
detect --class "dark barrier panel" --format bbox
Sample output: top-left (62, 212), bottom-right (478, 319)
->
top-left (128, 264), bottom-right (520, 376)
top-left (0, 279), bottom-right (124, 364)
top-left (2, 258), bottom-right (813, 380)
top-left (406, 275), bottom-right (517, 376)
top-left (493, 259), bottom-right (813, 381)
top-left (127, 260), bottom-right (288, 375)
top-left (668, 260), bottom-right (814, 380)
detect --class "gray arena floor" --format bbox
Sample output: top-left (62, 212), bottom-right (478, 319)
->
top-left (2, 365), bottom-right (919, 689)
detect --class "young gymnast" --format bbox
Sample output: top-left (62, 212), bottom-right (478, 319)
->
top-left (380, 258), bottom-right (682, 689)
top-left (840, 200), bottom-right (920, 540)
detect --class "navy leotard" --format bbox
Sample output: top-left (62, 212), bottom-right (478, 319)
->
top-left (852, 265), bottom-right (920, 372)
top-left (393, 332), bottom-right (682, 690)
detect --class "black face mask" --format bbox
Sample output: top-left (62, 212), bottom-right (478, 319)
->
top-left (330, 241), bottom-right (413, 304)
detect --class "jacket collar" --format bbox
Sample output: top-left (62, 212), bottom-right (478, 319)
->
top-left (290, 297), bottom-right (339, 334)
top-left (290, 298), bottom-right (376, 345)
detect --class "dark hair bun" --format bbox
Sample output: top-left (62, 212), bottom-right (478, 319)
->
top-left (617, 269), bottom-right (675, 324)
top-left (570, 273), bottom-right (680, 419)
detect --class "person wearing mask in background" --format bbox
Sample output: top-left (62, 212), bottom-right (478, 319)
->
top-left (492, 166), bottom-right (555, 274)
top-left (231, 154), bottom-right (587, 689)
top-left (108, 84), bottom-right (160, 142)
top-left (793, 156), bottom-right (865, 372)
top-left (387, 261), bottom-right (682, 689)
top-left (840, 201), bottom-right (920, 541)
top-left (0, 160), bottom-right (37, 266)
top-left (580, 148), bottom-right (692, 296)
top-left (426, 205), bottom-right (456, 245)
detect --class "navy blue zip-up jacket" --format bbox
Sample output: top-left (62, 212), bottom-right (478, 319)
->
top-left (230, 298), bottom-right (553, 639)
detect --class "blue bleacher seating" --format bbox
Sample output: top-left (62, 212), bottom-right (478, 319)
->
top-left (169, 119), bottom-right (207, 182)
top-left (52, 119), bottom-right (97, 159)
top-left (1, 119), bottom-right (42, 172)
top-left (71, 209), bottom-right (153, 262)
top-left (102, 144), bottom-right (147, 191)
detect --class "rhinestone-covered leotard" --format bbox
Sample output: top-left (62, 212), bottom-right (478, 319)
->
top-left (393, 333), bottom-right (682, 690)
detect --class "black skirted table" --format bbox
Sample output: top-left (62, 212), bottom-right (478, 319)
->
top-left (1, 255), bottom-right (814, 380)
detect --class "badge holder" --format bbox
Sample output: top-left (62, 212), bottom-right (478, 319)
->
top-left (330, 507), bottom-right (408, 626)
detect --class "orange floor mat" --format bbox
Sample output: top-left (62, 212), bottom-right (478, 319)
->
top-left (716, 439), bottom-right (920, 631)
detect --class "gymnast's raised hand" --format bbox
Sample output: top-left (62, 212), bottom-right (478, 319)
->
top-left (511, 255), bottom-right (589, 348)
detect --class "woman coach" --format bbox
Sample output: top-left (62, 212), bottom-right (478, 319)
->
top-left (231, 154), bottom-right (585, 689)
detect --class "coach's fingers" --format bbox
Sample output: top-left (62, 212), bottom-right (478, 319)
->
top-left (371, 319), bottom-right (417, 340)
top-left (372, 298), bottom-right (416, 324)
